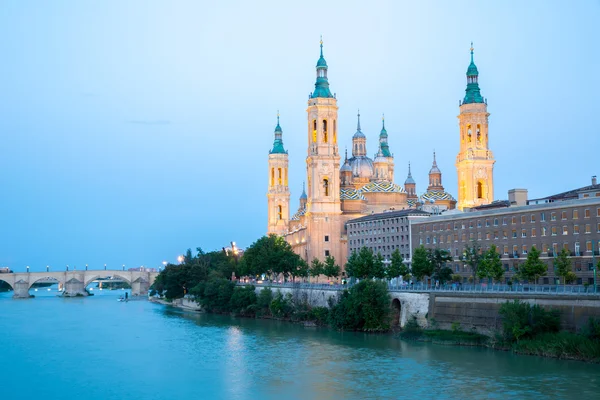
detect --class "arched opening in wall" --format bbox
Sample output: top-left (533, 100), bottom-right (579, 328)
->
top-left (271, 168), bottom-right (274, 186)
top-left (277, 168), bottom-right (282, 185)
top-left (278, 205), bottom-right (283, 220)
top-left (85, 275), bottom-right (131, 297)
top-left (312, 120), bottom-right (317, 142)
top-left (467, 124), bottom-right (472, 142)
top-left (0, 278), bottom-right (13, 296)
top-left (323, 119), bottom-right (328, 143)
top-left (29, 277), bottom-right (62, 297)
top-left (477, 181), bottom-right (484, 199)
top-left (333, 120), bottom-right (337, 144)
top-left (323, 178), bottom-right (329, 196)
top-left (391, 298), bottom-right (401, 327)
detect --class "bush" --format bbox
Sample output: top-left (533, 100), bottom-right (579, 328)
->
top-left (192, 278), bottom-right (235, 312)
top-left (308, 306), bottom-right (330, 325)
top-left (498, 300), bottom-right (560, 342)
top-left (514, 332), bottom-right (600, 362)
top-left (583, 317), bottom-right (600, 340)
top-left (270, 291), bottom-right (293, 319)
top-left (256, 288), bottom-right (273, 316)
top-left (229, 285), bottom-right (257, 316)
top-left (328, 280), bottom-right (391, 332)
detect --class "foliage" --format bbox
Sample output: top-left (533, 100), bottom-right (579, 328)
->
top-left (387, 249), bottom-right (409, 280)
top-left (191, 278), bottom-right (236, 313)
top-left (553, 248), bottom-right (572, 285)
top-left (256, 288), bottom-right (273, 317)
top-left (582, 317), bottom-right (600, 340)
top-left (451, 274), bottom-right (462, 283)
top-left (309, 258), bottom-right (325, 283)
top-left (308, 306), bottom-right (330, 326)
top-left (269, 291), bottom-right (294, 318)
top-left (518, 246), bottom-right (547, 284)
top-left (498, 300), bottom-right (560, 342)
top-left (323, 256), bottom-right (341, 280)
top-left (328, 280), bottom-right (391, 332)
top-left (240, 234), bottom-right (303, 280)
top-left (513, 332), bottom-right (600, 362)
top-left (564, 271), bottom-right (577, 284)
top-left (461, 240), bottom-right (482, 282)
top-left (344, 247), bottom-right (385, 279)
top-left (229, 285), bottom-right (257, 316)
top-left (479, 244), bottom-right (504, 283)
top-left (429, 248), bottom-right (453, 284)
top-left (411, 246), bottom-right (432, 282)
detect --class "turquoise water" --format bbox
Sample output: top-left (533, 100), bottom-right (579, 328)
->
top-left (1, 289), bottom-right (599, 400)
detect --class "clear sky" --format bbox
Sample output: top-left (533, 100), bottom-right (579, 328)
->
top-left (1, 1), bottom-right (599, 271)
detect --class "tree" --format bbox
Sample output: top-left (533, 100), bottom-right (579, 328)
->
top-left (328, 281), bottom-right (391, 332)
top-left (372, 253), bottom-right (386, 279)
top-left (479, 244), bottom-right (504, 283)
top-left (344, 247), bottom-right (376, 280)
top-left (411, 245), bottom-right (432, 282)
top-left (310, 258), bottom-right (325, 283)
top-left (323, 256), bottom-right (341, 281)
top-left (554, 248), bottom-right (572, 285)
top-left (429, 248), bottom-right (453, 284)
top-left (519, 246), bottom-right (547, 287)
top-left (345, 251), bottom-right (359, 280)
top-left (461, 241), bottom-right (483, 283)
top-left (387, 249), bottom-right (409, 281)
top-left (241, 234), bottom-right (302, 280)
top-left (293, 259), bottom-right (309, 282)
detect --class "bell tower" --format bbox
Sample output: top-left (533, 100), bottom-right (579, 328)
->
top-left (456, 44), bottom-right (495, 210)
top-left (267, 113), bottom-right (290, 235)
top-left (305, 39), bottom-right (342, 262)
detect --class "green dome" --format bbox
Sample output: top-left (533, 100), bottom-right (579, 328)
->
top-left (316, 56), bottom-right (327, 68)
top-left (270, 114), bottom-right (287, 154)
top-left (311, 40), bottom-right (334, 99)
top-left (463, 45), bottom-right (484, 104)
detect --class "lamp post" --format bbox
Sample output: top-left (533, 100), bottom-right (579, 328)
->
top-left (162, 261), bottom-right (167, 272)
top-left (104, 264), bottom-right (107, 271)
top-left (177, 255), bottom-right (184, 264)
top-left (66, 264), bottom-right (69, 272)
top-left (26, 265), bottom-right (30, 273)
top-left (122, 264), bottom-right (125, 271)
top-left (46, 265), bottom-right (49, 272)
top-left (85, 264), bottom-right (88, 271)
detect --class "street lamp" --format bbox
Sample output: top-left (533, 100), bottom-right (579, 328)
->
top-left (161, 261), bottom-right (167, 271)
top-left (85, 264), bottom-right (88, 271)
top-left (46, 265), bottom-right (49, 272)
top-left (66, 264), bottom-right (69, 271)
top-left (104, 264), bottom-right (107, 270)
top-left (122, 264), bottom-right (125, 271)
top-left (26, 265), bottom-right (29, 273)
top-left (177, 255), bottom-right (184, 264)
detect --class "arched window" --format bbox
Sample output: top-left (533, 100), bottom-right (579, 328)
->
top-left (323, 178), bottom-right (329, 196)
top-left (333, 120), bottom-right (337, 144)
top-left (476, 124), bottom-right (481, 143)
top-left (312, 120), bottom-right (317, 142)
top-left (467, 124), bottom-right (472, 142)
top-left (277, 205), bottom-right (283, 220)
top-left (284, 168), bottom-right (288, 186)
top-left (277, 168), bottom-right (282, 185)
top-left (323, 119), bottom-right (328, 143)
top-left (477, 181), bottom-right (483, 199)
top-left (271, 168), bottom-right (274, 186)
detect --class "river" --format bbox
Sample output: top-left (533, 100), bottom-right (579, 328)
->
top-left (0, 288), bottom-right (598, 400)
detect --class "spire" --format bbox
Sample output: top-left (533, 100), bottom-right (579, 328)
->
top-left (379, 114), bottom-right (391, 157)
top-left (405, 161), bottom-right (415, 185)
top-left (311, 37), bottom-right (333, 99)
top-left (300, 181), bottom-right (307, 199)
top-left (270, 111), bottom-right (287, 154)
top-left (341, 147), bottom-right (352, 172)
top-left (463, 42), bottom-right (484, 104)
top-left (429, 151), bottom-right (441, 174)
top-left (353, 110), bottom-right (365, 139)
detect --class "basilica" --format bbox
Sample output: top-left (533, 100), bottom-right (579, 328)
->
top-left (267, 41), bottom-right (495, 266)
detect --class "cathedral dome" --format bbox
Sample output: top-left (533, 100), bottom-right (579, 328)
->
top-left (361, 181), bottom-right (406, 193)
top-left (348, 156), bottom-right (374, 179)
top-left (421, 190), bottom-right (456, 203)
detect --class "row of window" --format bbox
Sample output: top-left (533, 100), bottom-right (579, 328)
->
top-left (347, 217), bottom-right (409, 230)
top-left (421, 223), bottom-right (600, 244)
top-left (349, 225), bottom-right (408, 236)
top-left (348, 245), bottom-right (408, 259)
top-left (419, 208), bottom-right (600, 233)
top-left (349, 236), bottom-right (410, 246)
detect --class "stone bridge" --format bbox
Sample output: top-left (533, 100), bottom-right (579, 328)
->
top-left (0, 270), bottom-right (158, 298)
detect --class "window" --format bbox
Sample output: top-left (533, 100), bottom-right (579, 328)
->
top-left (512, 229), bottom-right (517, 238)
top-left (521, 215), bottom-right (526, 224)
top-left (324, 235), bottom-right (329, 242)
top-left (494, 218), bottom-right (499, 226)
top-left (461, 234), bottom-right (466, 242)
top-left (552, 243), bottom-right (558, 256)
top-left (542, 243), bottom-right (549, 253)
top-left (575, 242), bottom-right (581, 256)
top-left (530, 214), bottom-right (536, 223)
top-left (454, 234), bottom-right (458, 242)
top-left (485, 219), bottom-right (490, 227)
top-left (585, 209), bottom-right (591, 218)
top-left (574, 225), bottom-right (580, 234)
top-left (322, 119), bottom-right (328, 143)
top-left (542, 226), bottom-right (547, 236)
top-left (551, 212), bottom-right (557, 221)
top-left (561, 211), bottom-right (567, 220)
top-left (597, 223), bottom-right (600, 233)
top-left (531, 228), bottom-right (537, 237)
top-left (477, 181), bottom-right (483, 199)
top-left (598, 208), bottom-right (600, 217)
top-left (563, 226), bottom-right (568, 235)
top-left (325, 250), bottom-right (330, 257)
top-left (551, 226), bottom-right (557, 236)
top-left (312, 120), bottom-right (317, 142)
top-left (469, 221), bottom-right (473, 229)
top-left (486, 232), bottom-right (491, 240)
top-left (503, 231), bottom-right (508, 239)
top-left (494, 231), bottom-right (499, 240)
top-left (503, 217), bottom-right (507, 225)
top-left (512, 245), bottom-right (518, 256)
top-left (512, 216), bottom-right (517, 225)
top-left (586, 241), bottom-right (592, 252)
top-left (426, 237), bottom-right (430, 244)
top-left (503, 245), bottom-right (509, 254)
top-left (522, 245), bottom-right (528, 255)
top-left (573, 209), bottom-right (579, 219)
top-left (540, 212), bottom-right (546, 222)
top-left (477, 220), bottom-right (482, 228)
top-left (477, 232), bottom-right (482, 240)
top-left (521, 229), bottom-right (527, 238)
top-left (585, 224), bottom-right (591, 234)
top-left (277, 205), bottom-right (283, 220)
top-left (323, 178), bottom-right (329, 196)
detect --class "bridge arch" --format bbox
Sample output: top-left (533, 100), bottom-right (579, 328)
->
top-left (28, 276), bottom-right (64, 290)
top-left (0, 277), bottom-right (14, 291)
top-left (84, 273), bottom-right (131, 288)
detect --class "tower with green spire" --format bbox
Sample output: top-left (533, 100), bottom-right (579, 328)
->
top-left (311, 38), bottom-right (334, 99)
top-left (267, 112), bottom-right (290, 235)
top-left (456, 43), bottom-right (495, 210)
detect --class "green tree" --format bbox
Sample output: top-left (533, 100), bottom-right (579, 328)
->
top-left (411, 245), bottom-right (432, 282)
top-left (479, 244), bottom-right (504, 283)
top-left (310, 258), bottom-right (325, 283)
top-left (344, 251), bottom-right (359, 281)
top-left (372, 253), bottom-right (386, 279)
top-left (323, 256), bottom-right (341, 281)
top-left (241, 234), bottom-right (302, 280)
top-left (293, 259), bottom-right (310, 282)
top-left (345, 247), bottom-right (376, 279)
top-left (429, 248), bottom-right (453, 284)
top-left (328, 280), bottom-right (391, 332)
top-left (461, 240), bottom-right (483, 283)
top-left (554, 248), bottom-right (572, 285)
top-left (387, 249), bottom-right (409, 281)
top-left (519, 246), bottom-right (547, 288)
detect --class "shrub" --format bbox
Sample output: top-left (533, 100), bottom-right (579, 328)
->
top-left (229, 285), bottom-right (257, 316)
top-left (270, 291), bottom-right (293, 319)
top-left (583, 317), bottom-right (600, 340)
top-left (192, 278), bottom-right (235, 312)
top-left (498, 300), bottom-right (560, 342)
top-left (308, 306), bottom-right (330, 325)
top-left (328, 280), bottom-right (391, 332)
top-left (256, 287), bottom-right (273, 316)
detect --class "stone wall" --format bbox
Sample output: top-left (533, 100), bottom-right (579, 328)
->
top-left (253, 285), bottom-right (339, 308)
top-left (427, 293), bottom-right (600, 335)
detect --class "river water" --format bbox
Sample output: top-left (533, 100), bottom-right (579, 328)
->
top-left (0, 288), bottom-right (598, 400)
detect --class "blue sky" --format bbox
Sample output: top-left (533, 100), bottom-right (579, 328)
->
top-left (1, 1), bottom-right (599, 271)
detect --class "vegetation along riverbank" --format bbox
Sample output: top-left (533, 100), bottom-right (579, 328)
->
top-left (149, 235), bottom-right (600, 362)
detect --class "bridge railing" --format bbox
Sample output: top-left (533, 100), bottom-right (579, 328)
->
top-left (236, 281), bottom-right (598, 295)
